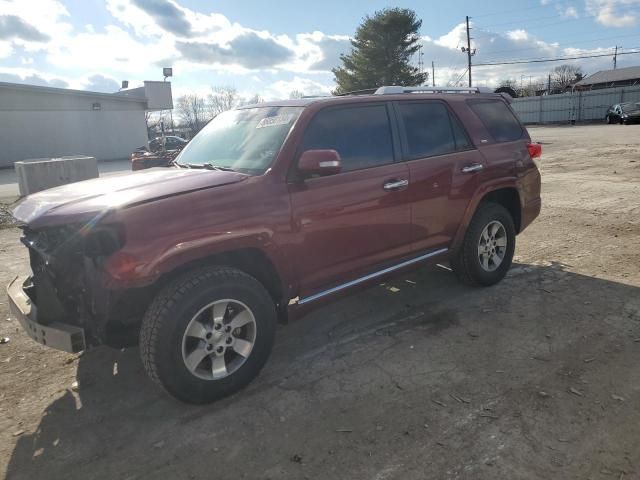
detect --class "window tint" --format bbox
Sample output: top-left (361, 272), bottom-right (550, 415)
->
top-left (450, 113), bottom-right (471, 150)
top-left (301, 104), bottom-right (394, 172)
top-left (468, 100), bottom-right (523, 142)
top-left (397, 102), bottom-right (468, 158)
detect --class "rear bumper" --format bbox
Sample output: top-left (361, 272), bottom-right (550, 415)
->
top-left (7, 275), bottom-right (86, 353)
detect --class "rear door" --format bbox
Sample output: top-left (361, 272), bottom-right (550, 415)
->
top-left (394, 100), bottom-right (484, 252)
top-left (288, 103), bottom-right (412, 297)
top-left (466, 98), bottom-right (533, 198)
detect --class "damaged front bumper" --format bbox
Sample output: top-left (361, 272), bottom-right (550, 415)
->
top-left (7, 275), bottom-right (86, 353)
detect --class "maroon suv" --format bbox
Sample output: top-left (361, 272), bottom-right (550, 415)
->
top-left (7, 86), bottom-right (541, 403)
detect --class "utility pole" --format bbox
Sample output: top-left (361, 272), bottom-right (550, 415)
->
top-left (432, 61), bottom-right (435, 86)
top-left (613, 46), bottom-right (618, 70)
top-left (465, 16), bottom-right (472, 87)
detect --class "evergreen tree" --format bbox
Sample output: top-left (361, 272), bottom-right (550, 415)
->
top-left (333, 8), bottom-right (428, 94)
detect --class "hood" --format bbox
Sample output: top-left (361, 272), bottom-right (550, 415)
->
top-left (12, 167), bottom-right (248, 228)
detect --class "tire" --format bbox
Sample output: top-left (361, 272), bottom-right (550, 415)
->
top-left (606, 115), bottom-right (612, 124)
top-left (450, 202), bottom-right (516, 287)
top-left (140, 266), bottom-right (277, 404)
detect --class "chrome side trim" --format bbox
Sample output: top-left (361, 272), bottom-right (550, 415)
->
top-left (297, 248), bottom-right (448, 305)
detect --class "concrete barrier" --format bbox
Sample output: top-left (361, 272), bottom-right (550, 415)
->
top-left (15, 156), bottom-right (98, 196)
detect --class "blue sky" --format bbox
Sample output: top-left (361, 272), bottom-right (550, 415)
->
top-left (1, 0), bottom-right (640, 100)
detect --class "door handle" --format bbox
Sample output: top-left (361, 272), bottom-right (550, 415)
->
top-left (383, 179), bottom-right (409, 191)
top-left (461, 163), bottom-right (484, 173)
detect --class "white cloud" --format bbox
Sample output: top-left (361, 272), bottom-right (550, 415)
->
top-left (264, 76), bottom-right (333, 99)
top-left (1, 0), bottom-right (635, 98)
top-left (507, 29), bottom-right (530, 42)
top-left (586, 0), bottom-right (640, 26)
top-left (564, 6), bottom-right (579, 17)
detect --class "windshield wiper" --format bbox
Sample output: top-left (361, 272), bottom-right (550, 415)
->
top-left (171, 159), bottom-right (190, 168)
top-left (201, 163), bottom-right (236, 172)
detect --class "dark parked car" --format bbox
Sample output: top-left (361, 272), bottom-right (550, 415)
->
top-left (131, 135), bottom-right (188, 170)
top-left (8, 86), bottom-right (541, 403)
top-left (606, 102), bottom-right (640, 124)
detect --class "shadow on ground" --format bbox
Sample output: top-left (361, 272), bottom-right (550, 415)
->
top-left (5, 262), bottom-right (640, 480)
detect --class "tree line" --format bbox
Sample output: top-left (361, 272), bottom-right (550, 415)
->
top-left (498, 64), bottom-right (585, 98)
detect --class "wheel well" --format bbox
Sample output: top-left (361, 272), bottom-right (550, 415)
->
top-left (160, 248), bottom-right (285, 304)
top-left (481, 188), bottom-right (522, 233)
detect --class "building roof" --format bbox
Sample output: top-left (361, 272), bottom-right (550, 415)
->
top-left (0, 81), bottom-right (148, 104)
top-left (575, 66), bottom-right (640, 86)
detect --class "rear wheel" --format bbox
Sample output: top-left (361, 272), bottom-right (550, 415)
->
top-left (451, 202), bottom-right (516, 286)
top-left (140, 266), bottom-right (276, 404)
top-left (606, 115), bottom-right (612, 124)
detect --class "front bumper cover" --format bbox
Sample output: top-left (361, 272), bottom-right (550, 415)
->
top-left (7, 275), bottom-right (86, 353)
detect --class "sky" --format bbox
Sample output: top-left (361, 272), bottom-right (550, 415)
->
top-left (1, 0), bottom-right (640, 100)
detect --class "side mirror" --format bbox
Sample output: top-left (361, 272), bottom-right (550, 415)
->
top-left (298, 149), bottom-right (342, 177)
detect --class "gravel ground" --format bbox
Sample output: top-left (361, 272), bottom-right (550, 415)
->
top-left (0, 124), bottom-right (639, 480)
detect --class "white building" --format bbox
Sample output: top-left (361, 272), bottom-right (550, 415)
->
top-left (0, 81), bottom-right (172, 168)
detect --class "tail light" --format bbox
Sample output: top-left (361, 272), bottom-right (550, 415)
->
top-left (527, 143), bottom-right (542, 159)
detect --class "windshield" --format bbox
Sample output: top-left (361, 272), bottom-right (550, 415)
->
top-left (175, 106), bottom-right (303, 175)
top-left (621, 103), bottom-right (640, 113)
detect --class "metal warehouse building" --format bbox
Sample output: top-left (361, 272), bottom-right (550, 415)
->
top-left (574, 66), bottom-right (640, 90)
top-left (0, 81), bottom-right (172, 168)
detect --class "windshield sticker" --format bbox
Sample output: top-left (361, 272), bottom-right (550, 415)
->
top-left (256, 114), bottom-right (294, 129)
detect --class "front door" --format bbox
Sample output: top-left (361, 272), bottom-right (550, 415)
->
top-left (288, 103), bottom-right (412, 298)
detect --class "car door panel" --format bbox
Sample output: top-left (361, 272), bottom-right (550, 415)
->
top-left (287, 103), bottom-right (413, 297)
top-left (407, 149), bottom-right (483, 252)
top-left (394, 100), bottom-right (481, 252)
top-left (289, 163), bottom-right (412, 296)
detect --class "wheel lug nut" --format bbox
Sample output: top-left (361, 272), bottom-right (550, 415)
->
top-left (226, 337), bottom-right (232, 344)
top-left (214, 324), bottom-right (221, 330)
top-left (205, 332), bottom-right (212, 339)
top-left (206, 344), bottom-right (213, 351)
top-left (217, 346), bottom-right (224, 353)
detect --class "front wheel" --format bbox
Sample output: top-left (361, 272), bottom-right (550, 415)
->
top-left (140, 266), bottom-right (277, 404)
top-left (450, 202), bottom-right (516, 287)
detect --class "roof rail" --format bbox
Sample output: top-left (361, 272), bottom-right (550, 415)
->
top-left (374, 85), bottom-right (494, 95)
top-left (336, 88), bottom-right (379, 96)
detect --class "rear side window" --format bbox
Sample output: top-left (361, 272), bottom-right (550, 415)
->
top-left (468, 99), bottom-right (523, 142)
top-left (301, 104), bottom-right (394, 172)
top-left (397, 102), bottom-right (470, 159)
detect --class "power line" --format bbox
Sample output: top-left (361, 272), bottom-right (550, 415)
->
top-left (471, 2), bottom-right (563, 19)
top-left (476, 13), bottom-right (569, 29)
top-left (474, 49), bottom-right (640, 67)
top-left (473, 32), bottom-right (640, 59)
top-left (482, 45), bottom-right (640, 64)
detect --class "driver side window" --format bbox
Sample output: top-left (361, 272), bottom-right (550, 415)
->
top-left (301, 104), bottom-right (394, 173)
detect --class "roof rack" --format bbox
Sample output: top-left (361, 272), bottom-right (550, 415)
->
top-left (336, 88), bottom-right (379, 96)
top-left (374, 86), bottom-right (494, 95)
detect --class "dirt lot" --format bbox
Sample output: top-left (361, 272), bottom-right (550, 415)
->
top-left (1, 124), bottom-right (639, 480)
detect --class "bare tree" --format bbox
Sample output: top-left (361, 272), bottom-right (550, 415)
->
top-left (145, 111), bottom-right (162, 139)
top-left (243, 93), bottom-right (264, 105)
top-left (551, 64), bottom-right (584, 90)
top-left (289, 89), bottom-right (304, 99)
top-left (176, 94), bottom-right (208, 137)
top-left (208, 86), bottom-right (239, 117)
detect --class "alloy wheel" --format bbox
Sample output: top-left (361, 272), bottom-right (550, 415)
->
top-left (181, 299), bottom-right (257, 380)
top-left (477, 220), bottom-right (508, 272)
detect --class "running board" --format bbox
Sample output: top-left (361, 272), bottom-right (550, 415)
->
top-left (294, 248), bottom-right (448, 306)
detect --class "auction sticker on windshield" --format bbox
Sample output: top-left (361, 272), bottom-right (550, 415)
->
top-left (256, 114), bottom-right (295, 129)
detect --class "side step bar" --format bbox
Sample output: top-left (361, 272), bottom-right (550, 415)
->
top-left (295, 248), bottom-right (448, 306)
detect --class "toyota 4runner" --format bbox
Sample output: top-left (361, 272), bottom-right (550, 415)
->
top-left (7, 86), bottom-right (541, 403)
